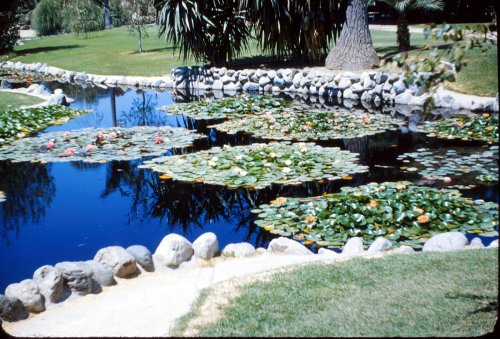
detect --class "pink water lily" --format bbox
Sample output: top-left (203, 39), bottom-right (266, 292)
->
top-left (64, 148), bottom-right (77, 156)
top-left (47, 141), bottom-right (55, 150)
top-left (97, 133), bottom-right (106, 139)
top-left (108, 132), bottom-right (116, 139)
top-left (86, 145), bottom-right (94, 152)
top-left (155, 136), bottom-right (163, 144)
top-left (63, 131), bottom-right (71, 137)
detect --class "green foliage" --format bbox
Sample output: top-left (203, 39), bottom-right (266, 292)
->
top-left (0, 106), bottom-right (89, 143)
top-left (0, 1), bottom-right (20, 53)
top-left (109, 0), bottom-right (132, 26)
top-left (0, 126), bottom-right (205, 163)
top-left (253, 182), bottom-right (498, 249)
top-left (419, 113), bottom-right (499, 143)
top-left (139, 142), bottom-right (368, 189)
top-left (165, 95), bottom-right (289, 121)
top-left (32, 0), bottom-right (63, 36)
top-left (62, 0), bottom-right (105, 37)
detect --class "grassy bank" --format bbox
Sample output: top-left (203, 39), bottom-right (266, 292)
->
top-left (0, 91), bottom-right (43, 111)
top-left (173, 249), bottom-right (498, 337)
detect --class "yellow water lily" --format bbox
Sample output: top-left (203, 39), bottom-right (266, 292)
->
top-left (264, 224), bottom-right (274, 231)
top-left (271, 197), bottom-right (287, 204)
top-left (367, 200), bottom-right (379, 207)
top-left (305, 215), bottom-right (317, 223)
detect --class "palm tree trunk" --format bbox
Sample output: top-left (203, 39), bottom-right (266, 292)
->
top-left (397, 11), bottom-right (410, 52)
top-left (325, 0), bottom-right (379, 70)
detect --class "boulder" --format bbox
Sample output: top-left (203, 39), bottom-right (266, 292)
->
top-left (154, 233), bottom-right (194, 266)
top-left (126, 245), bottom-right (154, 272)
top-left (83, 260), bottom-right (116, 286)
top-left (47, 93), bottom-right (68, 106)
top-left (392, 79), bottom-right (407, 95)
top-left (393, 245), bottom-right (415, 254)
top-left (212, 80), bottom-right (223, 90)
top-left (259, 76), bottom-right (271, 87)
top-left (342, 237), bottom-right (364, 255)
top-left (222, 242), bottom-right (256, 257)
top-left (318, 248), bottom-right (340, 257)
top-left (367, 237), bottom-right (393, 253)
top-left (487, 239), bottom-right (498, 248)
top-left (469, 237), bottom-right (485, 248)
top-left (94, 246), bottom-right (138, 278)
top-left (375, 72), bottom-right (389, 84)
top-left (337, 76), bottom-right (351, 90)
top-left (422, 232), bottom-right (468, 252)
top-left (55, 261), bottom-right (94, 295)
top-left (192, 232), bottom-right (218, 260)
top-left (0, 79), bottom-right (12, 89)
top-left (350, 82), bottom-right (365, 94)
top-left (242, 82), bottom-right (259, 91)
top-left (0, 295), bottom-right (28, 322)
top-left (33, 265), bottom-right (65, 303)
top-left (5, 279), bottom-right (45, 313)
top-left (268, 237), bottom-right (313, 255)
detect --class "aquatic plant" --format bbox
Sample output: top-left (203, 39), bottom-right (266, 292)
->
top-left (0, 126), bottom-right (205, 163)
top-left (419, 113), bottom-right (499, 143)
top-left (139, 142), bottom-right (368, 189)
top-left (252, 181), bottom-right (498, 249)
top-left (210, 109), bottom-right (400, 141)
top-left (0, 106), bottom-right (89, 143)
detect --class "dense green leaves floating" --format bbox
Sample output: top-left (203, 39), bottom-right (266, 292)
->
top-left (0, 191), bottom-right (5, 203)
top-left (398, 146), bottom-right (498, 183)
top-left (162, 95), bottom-right (289, 121)
top-left (419, 113), bottom-right (499, 143)
top-left (0, 106), bottom-right (90, 143)
top-left (0, 126), bottom-right (205, 163)
top-left (139, 142), bottom-right (368, 189)
top-left (253, 181), bottom-right (498, 249)
top-left (210, 110), bottom-right (400, 141)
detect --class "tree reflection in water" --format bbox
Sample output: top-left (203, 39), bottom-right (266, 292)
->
top-left (0, 161), bottom-right (55, 244)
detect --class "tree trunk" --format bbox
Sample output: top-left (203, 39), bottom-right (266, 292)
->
top-left (325, 0), bottom-right (379, 70)
top-left (138, 24), bottom-right (143, 52)
top-left (397, 11), bottom-right (410, 52)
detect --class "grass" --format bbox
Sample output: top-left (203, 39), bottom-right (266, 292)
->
top-left (173, 249), bottom-right (498, 337)
top-left (0, 91), bottom-right (43, 111)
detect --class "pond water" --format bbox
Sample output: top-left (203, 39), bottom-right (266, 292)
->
top-left (0, 82), bottom-right (498, 291)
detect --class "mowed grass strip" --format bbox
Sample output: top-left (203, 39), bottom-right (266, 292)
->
top-left (0, 91), bottom-right (44, 111)
top-left (173, 249), bottom-right (498, 337)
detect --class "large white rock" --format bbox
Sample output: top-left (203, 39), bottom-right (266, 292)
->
top-left (318, 248), bottom-right (340, 257)
top-left (94, 246), bottom-right (138, 278)
top-left (342, 237), bottom-right (364, 255)
top-left (392, 245), bottom-right (415, 254)
top-left (242, 82), bottom-right (259, 91)
top-left (268, 237), bottom-right (313, 255)
top-left (488, 239), bottom-right (498, 248)
top-left (192, 232), bottom-right (218, 260)
top-left (422, 232), bottom-right (468, 252)
top-left (55, 261), bottom-right (94, 295)
top-left (154, 233), bottom-right (194, 266)
top-left (83, 260), bottom-right (116, 286)
top-left (32, 265), bottom-right (65, 304)
top-left (5, 279), bottom-right (45, 313)
top-left (469, 237), bottom-right (485, 249)
top-left (126, 245), bottom-right (154, 272)
top-left (337, 76), bottom-right (351, 90)
top-left (367, 237), bottom-right (393, 253)
top-left (222, 242), bottom-right (256, 257)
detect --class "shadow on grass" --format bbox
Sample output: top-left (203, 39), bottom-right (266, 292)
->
top-left (127, 46), bottom-right (176, 54)
top-left (15, 45), bottom-right (82, 56)
top-left (445, 292), bottom-right (498, 314)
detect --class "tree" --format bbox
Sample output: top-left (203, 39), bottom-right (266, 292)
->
top-left (380, 0), bottom-right (444, 51)
top-left (128, 0), bottom-right (155, 53)
top-left (325, 0), bottom-right (380, 70)
top-left (92, 0), bottom-right (114, 28)
top-left (0, 1), bottom-right (20, 53)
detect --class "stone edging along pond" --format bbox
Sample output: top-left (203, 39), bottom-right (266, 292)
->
top-left (0, 231), bottom-right (497, 323)
top-left (1, 61), bottom-right (498, 112)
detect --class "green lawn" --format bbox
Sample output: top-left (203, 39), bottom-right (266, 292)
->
top-left (0, 91), bottom-right (43, 111)
top-left (173, 249), bottom-right (498, 337)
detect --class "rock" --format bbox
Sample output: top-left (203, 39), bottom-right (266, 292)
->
top-left (242, 82), bottom-right (259, 91)
top-left (259, 76), bottom-right (271, 87)
top-left (223, 82), bottom-right (242, 91)
top-left (5, 280), bottom-right (45, 313)
top-left (422, 232), bottom-right (468, 252)
top-left (292, 73), bottom-right (303, 87)
top-left (363, 78), bottom-right (376, 90)
top-left (395, 90), bottom-right (414, 106)
top-left (154, 233), bottom-right (194, 266)
top-left (392, 79), bottom-right (407, 95)
top-left (192, 232), bottom-right (218, 260)
top-left (220, 75), bottom-right (234, 85)
top-left (469, 237), bottom-right (485, 248)
top-left (212, 80), bottom-right (223, 90)
top-left (268, 237), bottom-right (313, 255)
top-left (350, 82), bottom-right (364, 94)
top-left (361, 91), bottom-right (373, 102)
top-left (55, 261), bottom-right (94, 295)
top-left (318, 248), bottom-right (340, 257)
top-left (47, 93), bottom-right (68, 105)
top-left (487, 239), bottom-right (498, 248)
top-left (256, 247), bottom-right (267, 254)
top-left (0, 79), bottom-right (12, 89)
top-left (273, 77), bottom-right (285, 88)
top-left (0, 295), bottom-right (28, 322)
top-left (342, 237), bottom-right (364, 255)
top-left (337, 76), bottom-right (351, 90)
top-left (367, 237), bottom-right (393, 253)
top-left (33, 265), bottom-right (65, 303)
top-left (222, 242), bottom-right (256, 257)
top-left (267, 70), bottom-right (276, 79)
top-left (126, 245), bottom-right (154, 272)
top-left (83, 260), bottom-right (116, 286)
top-left (343, 88), bottom-right (353, 100)
top-left (94, 246), bottom-right (138, 278)
top-left (299, 77), bottom-right (312, 87)
top-left (393, 245), bottom-right (415, 254)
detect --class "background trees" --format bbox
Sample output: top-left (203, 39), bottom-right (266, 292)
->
top-left (0, 1), bottom-right (21, 53)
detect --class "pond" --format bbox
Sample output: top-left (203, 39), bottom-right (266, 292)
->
top-left (0, 81), bottom-right (498, 291)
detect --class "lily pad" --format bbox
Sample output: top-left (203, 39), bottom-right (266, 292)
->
top-left (0, 126), bottom-right (205, 163)
top-left (210, 110), bottom-right (400, 141)
top-left (139, 142), bottom-right (368, 189)
top-left (419, 113), bottom-right (499, 143)
top-left (253, 181), bottom-right (498, 249)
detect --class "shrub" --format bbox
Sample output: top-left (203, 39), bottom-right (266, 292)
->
top-left (62, 0), bottom-right (105, 37)
top-left (31, 0), bottom-right (63, 36)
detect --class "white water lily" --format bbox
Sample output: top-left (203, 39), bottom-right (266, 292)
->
top-left (282, 167), bottom-right (292, 174)
top-left (239, 170), bottom-right (248, 176)
top-left (235, 154), bottom-right (243, 160)
top-left (208, 160), bottom-right (216, 167)
top-left (284, 159), bottom-right (292, 166)
top-left (264, 163), bottom-right (271, 167)
top-left (211, 156), bottom-right (218, 162)
top-left (269, 152), bottom-right (277, 158)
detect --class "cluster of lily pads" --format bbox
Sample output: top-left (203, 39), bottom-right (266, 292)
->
top-left (419, 113), bottom-right (499, 143)
top-left (210, 110), bottom-right (400, 141)
top-left (0, 126), bottom-right (205, 163)
top-left (163, 95), bottom-right (289, 121)
top-left (0, 106), bottom-right (89, 143)
top-left (139, 142), bottom-right (368, 189)
top-left (252, 181), bottom-right (498, 249)
top-left (398, 146), bottom-right (498, 183)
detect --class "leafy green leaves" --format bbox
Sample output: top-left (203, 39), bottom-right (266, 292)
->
top-left (253, 182), bottom-right (499, 249)
top-left (139, 142), bottom-right (368, 189)
top-left (0, 106), bottom-right (90, 143)
top-left (0, 126), bottom-right (205, 163)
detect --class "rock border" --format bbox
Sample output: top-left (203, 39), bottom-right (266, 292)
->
top-left (1, 61), bottom-right (498, 112)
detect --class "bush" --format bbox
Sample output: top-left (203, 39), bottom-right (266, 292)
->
top-left (31, 0), bottom-right (63, 36)
top-left (62, 0), bottom-right (105, 37)
top-left (109, 0), bottom-right (131, 27)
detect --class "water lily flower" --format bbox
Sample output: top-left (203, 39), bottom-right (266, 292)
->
top-left (108, 132), bottom-right (117, 139)
top-left (284, 159), bottom-right (292, 166)
top-left (97, 133), bottom-right (106, 139)
top-left (282, 167), bottom-right (291, 174)
top-left (333, 125), bottom-right (341, 130)
top-left (347, 123), bottom-right (356, 128)
top-left (483, 113), bottom-right (490, 118)
top-left (208, 160), bottom-right (216, 167)
top-left (486, 126), bottom-right (494, 131)
top-left (271, 197), bottom-right (287, 204)
top-left (456, 121), bottom-right (464, 126)
top-left (86, 145), bottom-right (94, 152)
top-left (239, 170), bottom-right (248, 176)
top-left (64, 148), bottom-right (76, 156)
top-left (327, 119), bottom-right (334, 124)
top-left (342, 175), bottom-right (352, 180)
top-left (395, 183), bottom-right (407, 190)
top-left (47, 141), bottom-right (55, 150)
top-left (299, 146), bottom-right (308, 153)
top-left (414, 207), bottom-right (424, 215)
top-left (63, 131), bottom-right (71, 137)
top-left (305, 215), bottom-right (317, 223)
top-left (155, 136), bottom-right (163, 144)
top-left (264, 224), bottom-right (274, 231)
top-left (235, 155), bottom-right (243, 161)
top-left (270, 152), bottom-right (277, 158)
top-left (417, 214), bottom-right (429, 223)
top-left (367, 200), bottom-right (379, 207)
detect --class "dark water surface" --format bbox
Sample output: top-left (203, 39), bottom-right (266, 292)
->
top-left (0, 82), bottom-right (497, 291)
